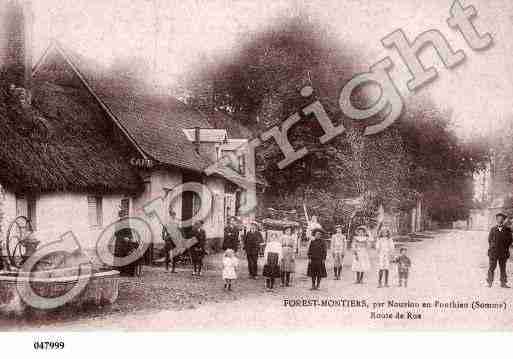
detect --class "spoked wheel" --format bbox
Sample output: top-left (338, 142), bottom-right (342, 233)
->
top-left (6, 216), bottom-right (33, 268)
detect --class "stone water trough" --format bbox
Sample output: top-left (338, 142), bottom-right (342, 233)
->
top-left (0, 266), bottom-right (120, 314)
top-left (0, 216), bottom-right (121, 314)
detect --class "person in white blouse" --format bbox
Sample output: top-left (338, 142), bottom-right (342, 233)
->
top-left (330, 225), bottom-right (347, 280)
top-left (351, 226), bottom-right (371, 284)
top-left (263, 232), bottom-right (283, 290)
top-left (375, 228), bottom-right (395, 287)
top-left (280, 226), bottom-right (296, 286)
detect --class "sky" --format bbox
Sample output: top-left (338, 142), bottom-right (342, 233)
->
top-left (29, 0), bottom-right (513, 139)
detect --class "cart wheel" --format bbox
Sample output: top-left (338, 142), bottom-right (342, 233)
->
top-left (6, 216), bottom-right (32, 268)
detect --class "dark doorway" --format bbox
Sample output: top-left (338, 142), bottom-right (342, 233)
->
top-left (181, 171), bottom-right (203, 238)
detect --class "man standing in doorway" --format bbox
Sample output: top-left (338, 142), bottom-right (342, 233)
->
top-left (244, 222), bottom-right (263, 279)
top-left (487, 212), bottom-right (512, 288)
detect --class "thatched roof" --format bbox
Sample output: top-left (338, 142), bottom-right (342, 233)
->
top-left (0, 82), bottom-right (142, 194)
top-left (34, 43), bottom-right (213, 172)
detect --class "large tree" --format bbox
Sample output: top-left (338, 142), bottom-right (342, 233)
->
top-left (397, 96), bottom-right (488, 223)
top-left (185, 17), bottom-right (487, 227)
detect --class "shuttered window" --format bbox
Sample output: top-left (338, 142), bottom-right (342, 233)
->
top-left (88, 196), bottom-right (103, 227)
top-left (119, 198), bottom-right (130, 218)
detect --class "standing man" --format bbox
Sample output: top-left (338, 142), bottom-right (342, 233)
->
top-left (190, 221), bottom-right (207, 276)
top-left (330, 225), bottom-right (346, 280)
top-left (487, 212), bottom-right (512, 288)
top-left (244, 222), bottom-right (263, 279)
top-left (307, 228), bottom-right (327, 290)
top-left (223, 217), bottom-right (240, 252)
top-left (163, 209), bottom-right (182, 272)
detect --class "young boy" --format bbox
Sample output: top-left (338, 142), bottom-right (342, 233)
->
top-left (394, 247), bottom-right (411, 287)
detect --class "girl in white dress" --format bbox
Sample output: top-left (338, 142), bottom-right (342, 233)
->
top-left (375, 228), bottom-right (395, 288)
top-left (351, 226), bottom-right (371, 284)
top-left (222, 249), bottom-right (239, 291)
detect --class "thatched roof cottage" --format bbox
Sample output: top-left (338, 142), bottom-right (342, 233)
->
top-left (0, 1), bottom-right (259, 254)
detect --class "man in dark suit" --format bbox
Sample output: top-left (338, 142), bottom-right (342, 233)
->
top-left (223, 217), bottom-right (240, 252)
top-left (487, 212), bottom-right (512, 288)
top-left (243, 222), bottom-right (263, 279)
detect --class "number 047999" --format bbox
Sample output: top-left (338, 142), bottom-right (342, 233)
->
top-left (33, 341), bottom-right (65, 350)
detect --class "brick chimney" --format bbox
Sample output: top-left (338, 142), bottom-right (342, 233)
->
top-left (0, 0), bottom-right (33, 88)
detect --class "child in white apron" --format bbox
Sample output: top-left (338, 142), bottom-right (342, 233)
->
top-left (222, 249), bottom-right (239, 291)
top-left (352, 226), bottom-right (370, 284)
top-left (375, 228), bottom-right (395, 287)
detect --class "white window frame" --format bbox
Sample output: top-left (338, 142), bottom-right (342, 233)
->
top-left (15, 194), bottom-right (37, 230)
top-left (87, 195), bottom-right (103, 228)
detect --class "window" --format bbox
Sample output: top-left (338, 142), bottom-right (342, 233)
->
top-left (87, 196), bottom-right (103, 227)
top-left (119, 198), bottom-right (130, 218)
top-left (16, 194), bottom-right (37, 230)
top-left (235, 190), bottom-right (247, 217)
top-left (238, 154), bottom-right (246, 175)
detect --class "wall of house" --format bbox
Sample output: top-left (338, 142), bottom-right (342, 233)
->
top-left (1, 190), bottom-right (131, 254)
top-left (133, 169), bottom-right (183, 244)
top-left (137, 168), bottom-right (233, 240)
top-left (0, 167), bottom-right (242, 259)
top-left (36, 193), bottom-right (127, 250)
top-left (203, 176), bottom-right (226, 238)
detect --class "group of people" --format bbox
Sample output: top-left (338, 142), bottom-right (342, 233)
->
top-left (222, 220), bottom-right (297, 291)
top-left (161, 207), bottom-right (413, 292)
top-left (305, 225), bottom-right (411, 290)
top-left (161, 209), bottom-right (207, 276)
top-left (222, 219), bottom-right (412, 291)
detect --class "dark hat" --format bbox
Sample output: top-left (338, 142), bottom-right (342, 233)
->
top-left (496, 212), bottom-right (508, 219)
top-left (311, 228), bottom-right (325, 236)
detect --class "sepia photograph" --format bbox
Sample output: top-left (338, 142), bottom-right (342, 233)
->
top-left (0, 0), bottom-right (512, 351)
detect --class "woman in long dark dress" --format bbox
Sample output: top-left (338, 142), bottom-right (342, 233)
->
top-left (307, 228), bottom-right (327, 290)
